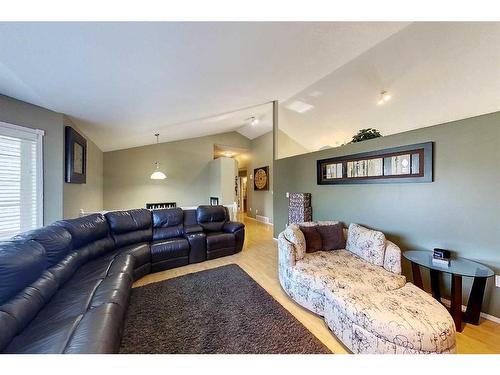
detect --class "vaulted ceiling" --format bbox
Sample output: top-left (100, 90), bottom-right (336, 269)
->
top-left (0, 22), bottom-right (409, 151)
top-left (278, 22), bottom-right (500, 157)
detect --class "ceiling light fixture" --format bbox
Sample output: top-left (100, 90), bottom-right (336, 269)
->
top-left (150, 133), bottom-right (167, 180)
top-left (246, 116), bottom-right (259, 126)
top-left (224, 151), bottom-right (234, 157)
top-left (377, 90), bottom-right (391, 105)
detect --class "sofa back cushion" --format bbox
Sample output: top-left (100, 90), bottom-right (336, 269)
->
top-left (283, 224), bottom-right (306, 260)
top-left (316, 223), bottom-right (346, 251)
top-left (105, 209), bottom-right (152, 247)
top-left (0, 240), bottom-right (47, 305)
top-left (346, 223), bottom-right (386, 266)
top-left (384, 240), bottom-right (402, 274)
top-left (0, 240), bottom-right (51, 351)
top-left (196, 205), bottom-right (227, 232)
top-left (14, 225), bottom-right (72, 267)
top-left (152, 208), bottom-right (184, 240)
top-left (183, 209), bottom-right (197, 227)
top-left (0, 240), bottom-right (47, 351)
top-left (55, 214), bottom-right (114, 261)
top-left (298, 225), bottom-right (322, 253)
top-left (55, 214), bottom-right (109, 249)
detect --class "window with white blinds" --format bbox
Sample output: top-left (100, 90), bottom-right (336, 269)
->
top-left (0, 121), bottom-right (44, 240)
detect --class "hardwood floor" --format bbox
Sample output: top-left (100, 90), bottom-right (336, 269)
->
top-left (134, 214), bottom-right (500, 354)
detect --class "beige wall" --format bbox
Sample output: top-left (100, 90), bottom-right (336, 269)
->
top-left (276, 128), bottom-right (310, 159)
top-left (0, 94), bottom-right (65, 224)
top-left (247, 131), bottom-right (274, 222)
top-left (103, 132), bottom-right (250, 210)
top-left (208, 157), bottom-right (238, 205)
top-left (62, 117), bottom-right (104, 219)
top-left (0, 95), bottom-right (105, 223)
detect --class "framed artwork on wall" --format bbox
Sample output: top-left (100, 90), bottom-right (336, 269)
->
top-left (65, 126), bottom-right (87, 184)
top-left (253, 166), bottom-right (269, 191)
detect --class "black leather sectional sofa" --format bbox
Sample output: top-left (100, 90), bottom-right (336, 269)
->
top-left (0, 205), bottom-right (244, 354)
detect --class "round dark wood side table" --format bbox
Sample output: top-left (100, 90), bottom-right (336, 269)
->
top-left (403, 250), bottom-right (494, 332)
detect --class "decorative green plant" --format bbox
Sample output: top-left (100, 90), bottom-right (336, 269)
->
top-left (350, 128), bottom-right (382, 143)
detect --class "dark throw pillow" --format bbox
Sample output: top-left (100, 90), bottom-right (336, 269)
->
top-left (299, 226), bottom-right (322, 253)
top-left (316, 223), bottom-right (346, 251)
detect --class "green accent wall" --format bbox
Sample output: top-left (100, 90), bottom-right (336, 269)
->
top-left (274, 111), bottom-right (500, 318)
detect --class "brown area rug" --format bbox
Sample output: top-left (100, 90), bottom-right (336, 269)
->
top-left (119, 264), bottom-right (331, 354)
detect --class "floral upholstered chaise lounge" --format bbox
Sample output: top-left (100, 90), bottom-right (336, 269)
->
top-left (278, 222), bottom-right (456, 354)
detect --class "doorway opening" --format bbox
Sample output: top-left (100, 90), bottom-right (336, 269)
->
top-left (238, 170), bottom-right (247, 213)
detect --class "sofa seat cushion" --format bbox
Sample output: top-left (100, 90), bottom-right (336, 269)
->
top-left (206, 232), bottom-right (235, 252)
top-left (290, 250), bottom-right (406, 297)
top-left (64, 253), bottom-right (134, 286)
top-left (4, 270), bottom-right (132, 354)
top-left (5, 300), bottom-right (127, 354)
top-left (4, 313), bottom-right (85, 353)
top-left (33, 279), bottom-right (102, 323)
top-left (33, 269), bottom-right (132, 323)
top-left (150, 238), bottom-right (189, 263)
top-left (63, 303), bottom-right (125, 354)
top-left (324, 283), bottom-right (456, 353)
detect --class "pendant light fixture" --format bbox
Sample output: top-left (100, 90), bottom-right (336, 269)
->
top-left (150, 133), bottom-right (167, 180)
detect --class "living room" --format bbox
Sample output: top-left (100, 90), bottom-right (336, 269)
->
top-left (1, 1), bottom-right (499, 373)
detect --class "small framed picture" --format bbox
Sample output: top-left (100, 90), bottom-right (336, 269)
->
top-left (253, 166), bottom-right (269, 191)
top-left (65, 126), bottom-right (87, 184)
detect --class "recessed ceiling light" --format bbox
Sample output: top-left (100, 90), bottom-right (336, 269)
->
top-left (246, 116), bottom-right (259, 126)
top-left (377, 90), bottom-right (391, 105)
top-left (224, 151), bottom-right (234, 157)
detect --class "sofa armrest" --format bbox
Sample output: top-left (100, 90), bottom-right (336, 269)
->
top-left (223, 221), bottom-right (244, 234)
top-left (186, 232), bottom-right (206, 264)
top-left (184, 225), bottom-right (203, 234)
top-left (278, 232), bottom-right (297, 268)
top-left (384, 240), bottom-right (402, 274)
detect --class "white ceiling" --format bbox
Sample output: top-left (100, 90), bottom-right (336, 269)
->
top-left (278, 22), bottom-right (500, 156)
top-left (0, 22), bottom-right (409, 151)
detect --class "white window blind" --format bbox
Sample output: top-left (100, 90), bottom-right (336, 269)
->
top-left (0, 121), bottom-right (44, 240)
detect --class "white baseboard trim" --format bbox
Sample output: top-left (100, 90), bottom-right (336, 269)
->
top-left (255, 214), bottom-right (271, 224)
top-left (246, 216), bottom-right (273, 226)
top-left (439, 297), bottom-right (500, 324)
